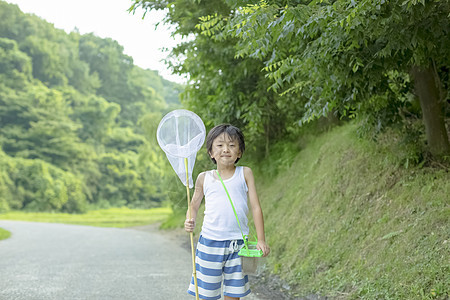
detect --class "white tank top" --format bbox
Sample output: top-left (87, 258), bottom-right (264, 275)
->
top-left (201, 166), bottom-right (249, 241)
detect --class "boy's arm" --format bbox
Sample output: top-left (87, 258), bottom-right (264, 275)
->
top-left (184, 172), bottom-right (205, 232)
top-left (244, 167), bottom-right (270, 257)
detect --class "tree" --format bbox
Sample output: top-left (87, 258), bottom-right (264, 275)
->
top-left (131, 0), bottom-right (295, 156)
top-left (133, 0), bottom-right (449, 158)
top-left (0, 37), bottom-right (32, 88)
top-left (207, 0), bottom-right (449, 157)
top-left (0, 1), bottom-right (182, 212)
top-left (65, 87), bottom-right (121, 144)
top-left (0, 83), bottom-right (94, 171)
top-left (0, 149), bottom-right (88, 213)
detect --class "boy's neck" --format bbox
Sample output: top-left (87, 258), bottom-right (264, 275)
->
top-left (216, 164), bottom-right (236, 178)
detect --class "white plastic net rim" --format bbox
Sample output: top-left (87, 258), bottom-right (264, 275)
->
top-left (156, 109), bottom-right (206, 158)
top-left (156, 109), bottom-right (206, 188)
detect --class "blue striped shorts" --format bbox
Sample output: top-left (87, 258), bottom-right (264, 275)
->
top-left (187, 235), bottom-right (251, 300)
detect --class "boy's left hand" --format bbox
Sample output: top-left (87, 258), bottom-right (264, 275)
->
top-left (257, 241), bottom-right (270, 257)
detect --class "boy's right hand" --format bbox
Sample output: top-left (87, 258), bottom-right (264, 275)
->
top-left (184, 218), bottom-right (196, 232)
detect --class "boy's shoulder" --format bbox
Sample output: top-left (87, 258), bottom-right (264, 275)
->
top-left (194, 172), bottom-right (208, 189)
top-left (240, 166), bottom-right (254, 178)
top-left (197, 171), bottom-right (207, 178)
top-left (196, 170), bottom-right (214, 181)
top-left (240, 165), bottom-right (252, 172)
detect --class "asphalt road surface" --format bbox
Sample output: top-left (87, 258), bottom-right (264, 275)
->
top-left (0, 221), bottom-right (261, 300)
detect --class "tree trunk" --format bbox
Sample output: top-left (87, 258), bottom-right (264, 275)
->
top-left (411, 65), bottom-right (450, 157)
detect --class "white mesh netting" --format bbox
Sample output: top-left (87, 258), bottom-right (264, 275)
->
top-left (156, 109), bottom-right (206, 188)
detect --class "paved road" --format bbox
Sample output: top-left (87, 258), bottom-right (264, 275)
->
top-left (0, 221), bottom-right (194, 300)
top-left (0, 221), bottom-right (262, 300)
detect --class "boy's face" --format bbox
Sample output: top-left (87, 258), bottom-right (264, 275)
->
top-left (209, 133), bottom-right (242, 166)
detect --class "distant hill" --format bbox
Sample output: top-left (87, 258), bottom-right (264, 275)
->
top-left (0, 0), bottom-right (181, 213)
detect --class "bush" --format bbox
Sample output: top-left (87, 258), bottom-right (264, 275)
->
top-left (0, 151), bottom-right (87, 213)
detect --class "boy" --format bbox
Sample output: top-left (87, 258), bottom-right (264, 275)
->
top-left (185, 124), bottom-right (270, 300)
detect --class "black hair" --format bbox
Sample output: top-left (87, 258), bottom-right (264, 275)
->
top-left (206, 124), bottom-right (245, 164)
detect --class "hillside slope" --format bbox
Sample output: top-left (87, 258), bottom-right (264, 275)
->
top-left (255, 123), bottom-right (449, 299)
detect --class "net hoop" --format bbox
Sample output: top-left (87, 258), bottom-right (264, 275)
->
top-left (156, 109), bottom-right (206, 188)
top-left (156, 109), bottom-right (205, 158)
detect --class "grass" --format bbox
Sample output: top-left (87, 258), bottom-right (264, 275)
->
top-left (253, 123), bottom-right (449, 299)
top-left (0, 227), bottom-right (11, 241)
top-left (160, 208), bottom-right (186, 229)
top-left (0, 207), bottom-right (172, 228)
top-left (161, 122), bottom-right (449, 298)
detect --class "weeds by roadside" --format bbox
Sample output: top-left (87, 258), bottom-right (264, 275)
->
top-left (0, 207), bottom-right (172, 228)
top-left (0, 227), bottom-right (11, 241)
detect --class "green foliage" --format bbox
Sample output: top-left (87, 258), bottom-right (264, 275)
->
top-left (133, 0), bottom-right (298, 154)
top-left (0, 37), bottom-right (32, 88)
top-left (223, 0), bottom-right (449, 154)
top-left (0, 207), bottom-right (172, 228)
top-left (95, 152), bottom-right (146, 208)
top-left (0, 149), bottom-right (87, 213)
top-left (128, 3), bottom-right (449, 297)
top-left (133, 0), bottom-right (449, 158)
top-left (0, 1), bottom-right (182, 213)
top-left (77, 34), bottom-right (182, 127)
top-left (66, 87), bottom-right (121, 144)
top-left (257, 122), bottom-right (449, 299)
top-left (0, 83), bottom-right (95, 172)
top-left (0, 227), bottom-right (11, 241)
top-left (159, 208), bottom-right (186, 229)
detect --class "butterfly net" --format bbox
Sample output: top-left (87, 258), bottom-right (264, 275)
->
top-left (156, 109), bottom-right (206, 188)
